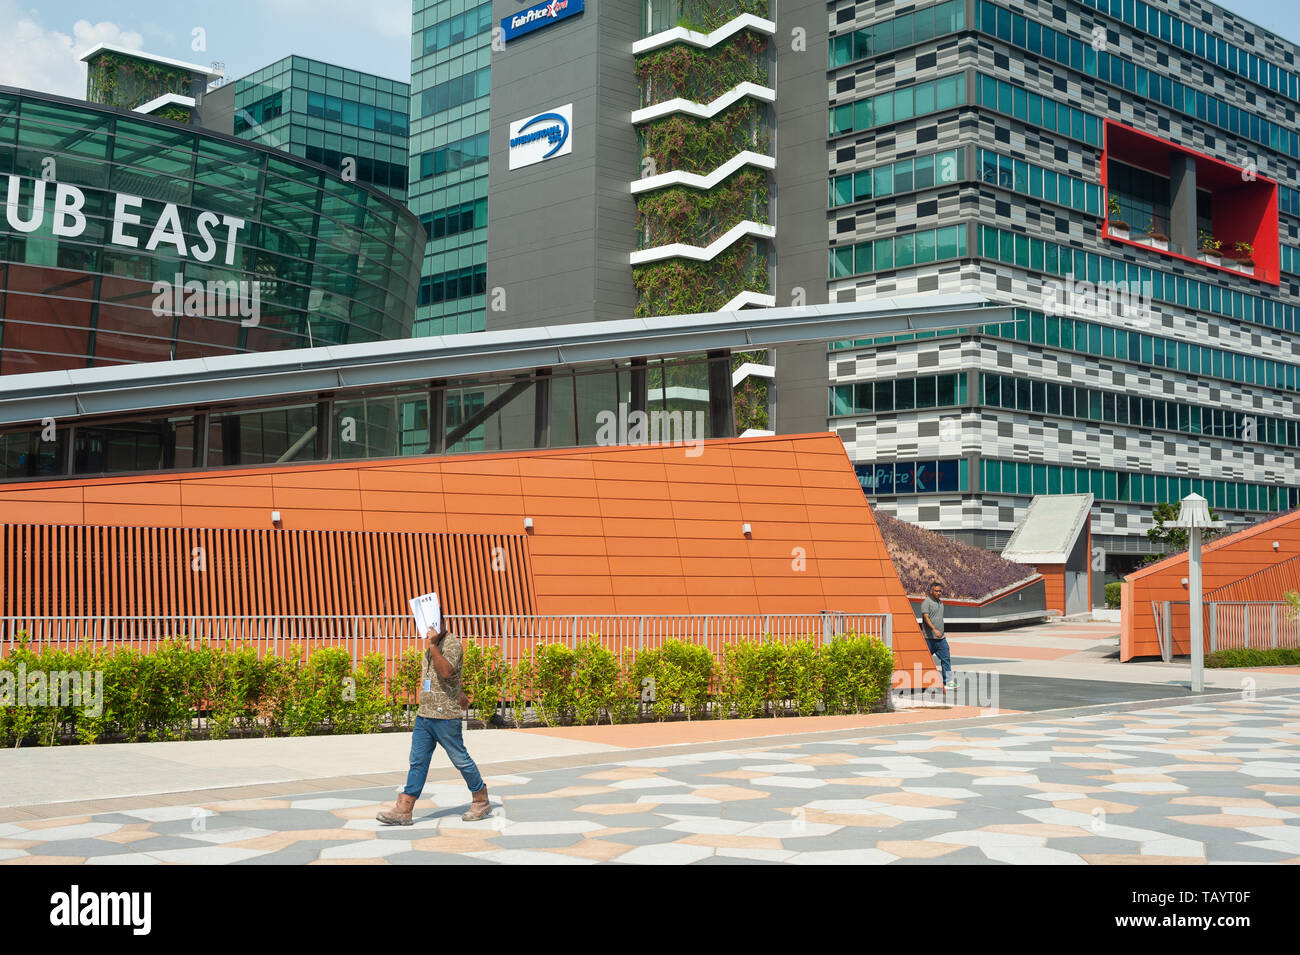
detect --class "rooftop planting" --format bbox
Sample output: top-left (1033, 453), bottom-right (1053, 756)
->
top-left (875, 510), bottom-right (1036, 600)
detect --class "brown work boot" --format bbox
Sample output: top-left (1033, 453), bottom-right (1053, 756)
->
top-left (376, 792), bottom-right (417, 826)
top-left (461, 787), bottom-right (492, 822)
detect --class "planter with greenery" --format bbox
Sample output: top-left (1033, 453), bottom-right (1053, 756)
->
top-left (1206, 648), bottom-right (1300, 668)
top-left (1104, 581), bottom-right (1121, 609)
top-left (1222, 240), bottom-right (1256, 274)
top-left (637, 167), bottom-right (769, 249)
top-left (1106, 194), bottom-right (1130, 238)
top-left (639, 98), bottom-right (770, 177)
top-left (1197, 230), bottom-right (1223, 265)
top-left (1138, 216), bottom-right (1169, 250)
top-left (637, 31), bottom-right (769, 110)
top-left (0, 631), bottom-right (895, 746)
top-left (633, 238), bottom-right (769, 316)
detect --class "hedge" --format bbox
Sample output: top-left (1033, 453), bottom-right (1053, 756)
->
top-left (0, 634), bottom-right (894, 746)
top-left (1205, 648), bottom-right (1300, 668)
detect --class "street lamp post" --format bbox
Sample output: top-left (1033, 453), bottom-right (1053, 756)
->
top-left (1167, 493), bottom-right (1226, 692)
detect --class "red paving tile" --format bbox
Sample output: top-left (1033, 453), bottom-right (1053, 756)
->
top-left (514, 707), bottom-right (1017, 747)
top-left (946, 643), bottom-right (1080, 660)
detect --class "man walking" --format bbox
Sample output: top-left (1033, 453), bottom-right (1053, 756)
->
top-left (920, 580), bottom-right (957, 691)
top-left (377, 621), bottom-right (492, 825)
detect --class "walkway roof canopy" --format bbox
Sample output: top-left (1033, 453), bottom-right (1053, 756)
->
top-left (0, 294), bottom-right (1009, 426)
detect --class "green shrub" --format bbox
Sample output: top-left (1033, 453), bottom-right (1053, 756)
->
top-left (1105, 582), bottom-right (1122, 610)
top-left (389, 648), bottom-right (423, 730)
top-left (654, 640), bottom-right (713, 721)
top-left (716, 641), bottom-right (761, 719)
top-left (785, 640), bottom-right (822, 717)
top-left (1206, 648), bottom-right (1300, 668)
top-left (822, 636), bottom-right (894, 714)
top-left (506, 655), bottom-right (534, 728)
top-left (0, 629), bottom-right (898, 744)
top-left (463, 642), bottom-right (508, 726)
top-left (534, 643), bottom-right (577, 726)
top-left (610, 648), bottom-right (642, 724)
top-left (572, 640), bottom-right (619, 725)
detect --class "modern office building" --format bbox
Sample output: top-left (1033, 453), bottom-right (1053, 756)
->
top-left (414, 0), bottom-right (1300, 595)
top-left (809, 0), bottom-right (1300, 594)
top-left (6, 0), bottom-right (1299, 603)
top-left (201, 56), bottom-right (412, 202)
top-left (408, 0), bottom-right (493, 335)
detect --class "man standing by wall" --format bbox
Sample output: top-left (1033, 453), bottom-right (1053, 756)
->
top-left (377, 622), bottom-right (492, 825)
top-left (920, 580), bottom-right (957, 691)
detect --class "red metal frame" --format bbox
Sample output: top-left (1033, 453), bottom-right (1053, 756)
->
top-left (1100, 120), bottom-right (1280, 287)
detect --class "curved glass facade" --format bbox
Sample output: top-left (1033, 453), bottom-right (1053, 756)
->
top-left (0, 88), bottom-right (423, 375)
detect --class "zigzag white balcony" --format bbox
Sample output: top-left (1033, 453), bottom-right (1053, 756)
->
top-left (731, 361), bottom-right (775, 387)
top-left (630, 220), bottom-right (775, 265)
top-left (720, 290), bottom-right (775, 310)
top-left (631, 150), bottom-right (775, 194)
top-left (633, 13), bottom-right (777, 55)
top-left (631, 82), bottom-right (775, 125)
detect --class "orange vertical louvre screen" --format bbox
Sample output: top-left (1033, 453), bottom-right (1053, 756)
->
top-left (0, 524), bottom-right (535, 623)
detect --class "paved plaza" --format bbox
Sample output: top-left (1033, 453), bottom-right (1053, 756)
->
top-left (2, 692), bottom-right (1297, 865)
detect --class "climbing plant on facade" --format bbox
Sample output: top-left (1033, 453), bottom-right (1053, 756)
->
top-left (633, 240), bottom-right (768, 317)
top-left (637, 168), bottom-right (769, 249)
top-left (636, 32), bottom-right (769, 109)
top-left (639, 98), bottom-right (769, 176)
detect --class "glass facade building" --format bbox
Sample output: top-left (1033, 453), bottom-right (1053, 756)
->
top-left (409, 0), bottom-right (492, 336)
top-left (0, 88), bottom-right (423, 375)
top-left (217, 56), bottom-right (411, 202)
top-left (822, 0), bottom-right (1300, 586)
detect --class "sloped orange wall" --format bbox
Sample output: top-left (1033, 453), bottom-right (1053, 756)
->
top-left (0, 433), bottom-right (931, 675)
top-left (1122, 508), bottom-right (1300, 660)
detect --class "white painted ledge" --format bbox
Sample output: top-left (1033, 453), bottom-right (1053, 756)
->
top-left (631, 82), bottom-right (776, 125)
top-left (633, 14), bottom-right (777, 54)
top-left (134, 93), bottom-right (196, 115)
top-left (739, 428), bottom-right (776, 437)
top-left (720, 290), bottom-right (776, 310)
top-left (631, 150), bottom-right (775, 194)
top-left (731, 362), bottom-right (776, 387)
top-left (630, 220), bottom-right (775, 265)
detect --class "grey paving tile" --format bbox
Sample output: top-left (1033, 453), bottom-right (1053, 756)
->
top-left (29, 839), bottom-right (134, 856)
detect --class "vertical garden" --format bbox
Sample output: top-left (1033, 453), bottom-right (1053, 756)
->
top-left (633, 1), bottom-right (775, 320)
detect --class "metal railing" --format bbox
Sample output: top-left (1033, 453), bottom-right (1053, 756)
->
top-left (1, 611), bottom-right (892, 666)
top-left (1150, 600), bottom-right (1298, 661)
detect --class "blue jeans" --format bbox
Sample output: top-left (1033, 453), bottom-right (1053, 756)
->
top-left (925, 634), bottom-right (953, 684)
top-left (402, 716), bottom-right (485, 798)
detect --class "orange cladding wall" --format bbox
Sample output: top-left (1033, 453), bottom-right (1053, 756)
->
top-left (1122, 508), bottom-right (1300, 660)
top-left (0, 433), bottom-right (932, 675)
top-left (1039, 565), bottom-right (1065, 614)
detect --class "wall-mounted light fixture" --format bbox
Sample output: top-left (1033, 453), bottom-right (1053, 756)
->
top-left (271, 510), bottom-right (282, 525)
top-left (742, 523), bottom-right (752, 537)
top-left (524, 517), bottom-right (534, 532)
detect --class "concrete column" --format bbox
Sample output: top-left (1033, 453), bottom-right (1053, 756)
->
top-left (1169, 152), bottom-right (1198, 256)
top-left (707, 350), bottom-right (736, 439)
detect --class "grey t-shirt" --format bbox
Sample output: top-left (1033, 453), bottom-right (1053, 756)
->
top-left (920, 596), bottom-right (945, 639)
